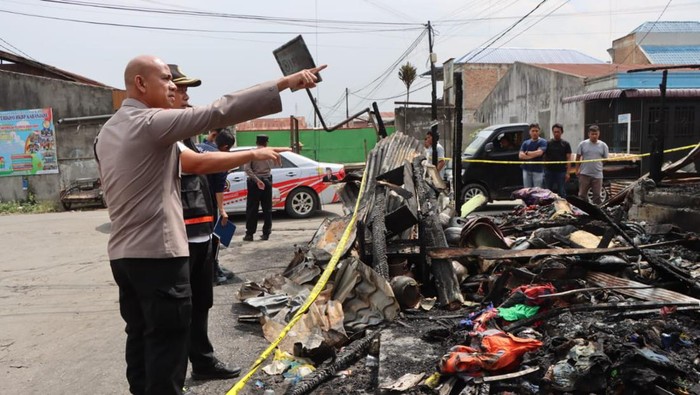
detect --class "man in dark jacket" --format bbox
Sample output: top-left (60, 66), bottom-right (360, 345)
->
top-left (197, 128), bottom-right (237, 285)
top-left (170, 64), bottom-right (240, 381)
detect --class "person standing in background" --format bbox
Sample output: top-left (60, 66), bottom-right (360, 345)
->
top-left (424, 130), bottom-right (446, 179)
top-left (574, 124), bottom-right (609, 205)
top-left (518, 123), bottom-right (547, 188)
top-left (197, 128), bottom-right (237, 285)
top-left (243, 134), bottom-right (274, 241)
top-left (543, 123), bottom-right (573, 196)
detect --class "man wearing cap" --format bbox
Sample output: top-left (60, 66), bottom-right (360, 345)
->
top-left (96, 55), bottom-right (325, 395)
top-left (243, 134), bottom-right (274, 241)
top-left (169, 64), bottom-right (241, 383)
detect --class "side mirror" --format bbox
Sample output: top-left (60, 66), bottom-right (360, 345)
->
top-left (485, 142), bottom-right (494, 153)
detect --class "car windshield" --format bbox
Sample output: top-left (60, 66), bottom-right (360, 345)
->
top-left (463, 130), bottom-right (493, 156)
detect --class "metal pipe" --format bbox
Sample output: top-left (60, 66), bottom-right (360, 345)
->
top-left (58, 114), bottom-right (113, 124)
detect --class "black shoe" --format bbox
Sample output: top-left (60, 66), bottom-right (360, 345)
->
top-left (192, 360), bottom-right (241, 381)
top-left (243, 234), bottom-right (253, 242)
top-left (214, 275), bottom-right (228, 286)
top-left (260, 234), bottom-right (269, 240)
top-left (219, 266), bottom-right (235, 280)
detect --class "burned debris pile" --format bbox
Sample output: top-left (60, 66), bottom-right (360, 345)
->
top-left (237, 134), bottom-right (700, 394)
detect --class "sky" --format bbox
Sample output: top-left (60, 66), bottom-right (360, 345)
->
top-left (1, 0), bottom-right (698, 125)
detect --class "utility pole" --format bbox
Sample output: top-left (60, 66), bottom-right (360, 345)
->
top-left (650, 70), bottom-right (668, 184)
top-left (345, 88), bottom-right (349, 119)
top-left (428, 21), bottom-right (439, 167)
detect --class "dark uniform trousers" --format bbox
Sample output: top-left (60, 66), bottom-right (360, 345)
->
top-left (110, 257), bottom-right (191, 395)
top-left (245, 176), bottom-right (272, 236)
top-left (187, 240), bottom-right (216, 370)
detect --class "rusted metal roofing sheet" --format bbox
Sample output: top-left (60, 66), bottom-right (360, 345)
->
top-left (586, 271), bottom-right (700, 304)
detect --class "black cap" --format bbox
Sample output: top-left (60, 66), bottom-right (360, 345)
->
top-left (168, 64), bottom-right (201, 87)
top-left (256, 134), bottom-right (269, 145)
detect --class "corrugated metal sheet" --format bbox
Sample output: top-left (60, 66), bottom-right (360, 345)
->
top-left (586, 272), bottom-right (700, 304)
top-left (625, 88), bottom-right (700, 98)
top-left (642, 45), bottom-right (700, 64)
top-left (562, 89), bottom-right (623, 103)
top-left (562, 88), bottom-right (700, 103)
top-left (455, 47), bottom-right (603, 64)
top-left (632, 21), bottom-right (700, 33)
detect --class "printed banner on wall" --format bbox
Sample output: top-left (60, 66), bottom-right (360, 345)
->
top-left (0, 108), bottom-right (58, 177)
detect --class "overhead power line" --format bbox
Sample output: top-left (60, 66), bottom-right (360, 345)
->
top-left (0, 8), bottom-right (422, 34)
top-left (41, 0), bottom-right (421, 27)
top-left (471, 0), bottom-right (571, 63)
top-left (617, 0), bottom-right (673, 65)
top-left (461, 0), bottom-right (550, 64)
top-left (0, 36), bottom-right (34, 59)
top-left (350, 81), bottom-right (432, 102)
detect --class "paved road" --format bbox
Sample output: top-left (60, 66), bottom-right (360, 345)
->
top-left (0, 203), bottom-right (344, 395)
top-left (0, 198), bottom-right (517, 394)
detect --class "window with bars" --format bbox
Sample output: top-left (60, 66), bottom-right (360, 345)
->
top-left (674, 106), bottom-right (695, 137)
top-left (647, 106), bottom-right (668, 138)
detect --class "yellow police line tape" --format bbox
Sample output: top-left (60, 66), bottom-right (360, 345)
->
top-left (436, 143), bottom-right (699, 165)
top-left (226, 169), bottom-right (369, 395)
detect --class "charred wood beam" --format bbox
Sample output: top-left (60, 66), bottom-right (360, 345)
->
top-left (412, 158), bottom-right (463, 309)
top-left (430, 239), bottom-right (683, 260)
top-left (431, 246), bottom-right (636, 260)
top-left (284, 329), bottom-right (381, 395)
top-left (567, 195), bottom-right (700, 295)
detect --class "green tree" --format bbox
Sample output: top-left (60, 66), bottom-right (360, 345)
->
top-left (398, 62), bottom-right (417, 131)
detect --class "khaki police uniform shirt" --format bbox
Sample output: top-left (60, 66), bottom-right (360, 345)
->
top-left (244, 147), bottom-right (273, 183)
top-left (96, 81), bottom-right (281, 260)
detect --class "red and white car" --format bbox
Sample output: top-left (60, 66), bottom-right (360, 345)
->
top-left (222, 147), bottom-right (345, 218)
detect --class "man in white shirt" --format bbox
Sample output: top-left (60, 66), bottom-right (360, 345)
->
top-left (424, 130), bottom-right (446, 179)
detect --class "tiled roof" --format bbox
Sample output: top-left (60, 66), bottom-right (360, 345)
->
top-left (455, 47), bottom-right (603, 64)
top-left (632, 21), bottom-right (700, 33)
top-left (235, 117), bottom-right (307, 131)
top-left (642, 45), bottom-right (700, 64)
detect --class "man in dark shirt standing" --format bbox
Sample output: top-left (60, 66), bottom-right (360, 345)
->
top-left (544, 123), bottom-right (573, 197)
top-left (243, 135), bottom-right (274, 241)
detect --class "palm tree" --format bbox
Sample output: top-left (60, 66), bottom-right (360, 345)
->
top-left (398, 62), bottom-right (417, 132)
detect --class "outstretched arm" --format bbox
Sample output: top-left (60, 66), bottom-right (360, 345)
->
top-left (180, 146), bottom-right (290, 174)
top-left (277, 65), bottom-right (327, 91)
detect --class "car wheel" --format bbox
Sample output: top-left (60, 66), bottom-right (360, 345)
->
top-left (285, 187), bottom-right (318, 219)
top-left (461, 183), bottom-right (489, 203)
top-left (587, 186), bottom-right (608, 203)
